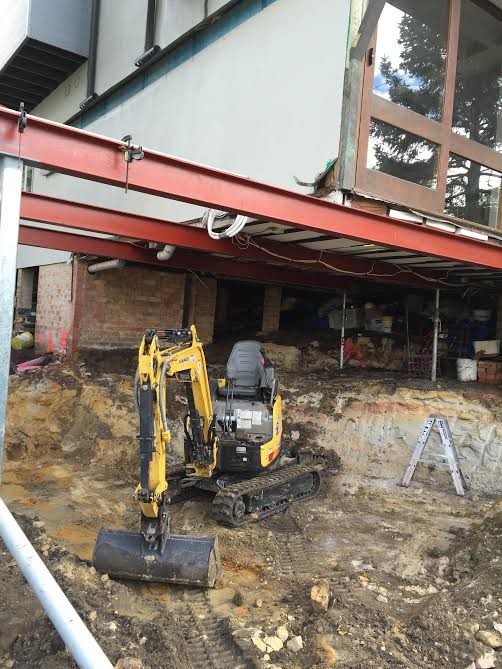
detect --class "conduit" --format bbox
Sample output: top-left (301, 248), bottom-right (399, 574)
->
top-left (0, 498), bottom-right (113, 669)
top-left (87, 259), bottom-right (126, 273)
top-left (203, 209), bottom-right (248, 240)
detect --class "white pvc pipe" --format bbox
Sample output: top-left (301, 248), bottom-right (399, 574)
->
top-left (87, 259), bottom-right (126, 273)
top-left (0, 498), bottom-right (113, 669)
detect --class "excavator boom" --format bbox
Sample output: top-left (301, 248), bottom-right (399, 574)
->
top-left (93, 326), bottom-right (222, 587)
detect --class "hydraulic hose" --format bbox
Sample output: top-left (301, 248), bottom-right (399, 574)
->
top-left (134, 363), bottom-right (169, 433)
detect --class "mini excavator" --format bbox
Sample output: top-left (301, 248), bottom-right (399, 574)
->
top-left (93, 326), bottom-right (324, 587)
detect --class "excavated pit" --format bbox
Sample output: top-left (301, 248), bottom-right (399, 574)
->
top-left (2, 358), bottom-right (502, 668)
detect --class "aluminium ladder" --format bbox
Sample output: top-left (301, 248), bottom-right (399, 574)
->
top-left (400, 414), bottom-right (467, 496)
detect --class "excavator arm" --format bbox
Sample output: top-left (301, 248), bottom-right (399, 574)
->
top-left (93, 325), bottom-right (222, 588)
top-left (135, 325), bottom-right (218, 531)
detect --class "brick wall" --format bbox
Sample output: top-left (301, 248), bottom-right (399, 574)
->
top-left (33, 258), bottom-right (219, 354)
top-left (188, 278), bottom-right (217, 344)
top-left (262, 286), bottom-right (282, 333)
top-left (76, 261), bottom-right (186, 348)
top-left (35, 263), bottom-right (73, 352)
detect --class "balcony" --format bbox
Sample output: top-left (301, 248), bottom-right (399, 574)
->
top-left (0, 0), bottom-right (91, 112)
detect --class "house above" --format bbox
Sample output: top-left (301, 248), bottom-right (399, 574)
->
top-left (0, 0), bottom-right (91, 112)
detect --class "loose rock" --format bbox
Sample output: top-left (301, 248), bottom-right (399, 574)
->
top-left (251, 632), bottom-right (268, 653)
top-left (276, 625), bottom-right (289, 642)
top-left (264, 636), bottom-right (283, 652)
top-left (287, 636), bottom-right (303, 653)
top-left (475, 630), bottom-right (502, 649)
top-left (311, 579), bottom-right (330, 613)
top-left (233, 590), bottom-right (245, 607)
top-left (115, 659), bottom-right (144, 669)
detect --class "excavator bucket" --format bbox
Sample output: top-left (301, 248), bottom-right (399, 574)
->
top-left (93, 529), bottom-right (221, 588)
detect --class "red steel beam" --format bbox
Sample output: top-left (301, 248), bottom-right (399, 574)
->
top-left (18, 225), bottom-right (354, 291)
top-left (20, 192), bottom-right (439, 288)
top-left (1, 107), bottom-right (502, 270)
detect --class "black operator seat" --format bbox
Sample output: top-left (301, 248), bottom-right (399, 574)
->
top-left (218, 341), bottom-right (274, 399)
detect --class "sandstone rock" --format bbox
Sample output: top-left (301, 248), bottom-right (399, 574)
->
top-left (251, 632), bottom-right (268, 653)
top-left (264, 636), bottom-right (283, 652)
top-left (115, 659), bottom-right (143, 669)
top-left (468, 650), bottom-right (496, 668)
top-left (32, 520), bottom-right (45, 529)
top-left (438, 556), bottom-right (450, 577)
top-left (287, 636), bottom-right (303, 653)
top-left (276, 625), bottom-right (289, 642)
top-left (255, 598), bottom-right (263, 608)
top-left (262, 343), bottom-right (301, 370)
top-left (477, 651), bottom-right (496, 668)
top-left (475, 630), bottom-right (502, 649)
top-left (311, 580), bottom-right (330, 613)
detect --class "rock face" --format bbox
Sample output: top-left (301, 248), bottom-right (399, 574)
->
top-left (286, 381), bottom-right (502, 495)
top-left (7, 367), bottom-right (502, 495)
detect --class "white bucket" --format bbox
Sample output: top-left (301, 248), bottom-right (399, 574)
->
top-left (457, 358), bottom-right (477, 382)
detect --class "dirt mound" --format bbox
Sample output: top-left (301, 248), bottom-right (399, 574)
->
top-left (0, 514), bottom-right (189, 669)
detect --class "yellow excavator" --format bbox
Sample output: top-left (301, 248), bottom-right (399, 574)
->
top-left (93, 326), bottom-right (324, 587)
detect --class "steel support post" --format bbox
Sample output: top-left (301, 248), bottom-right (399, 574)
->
top-left (340, 291), bottom-right (347, 370)
top-left (431, 288), bottom-right (440, 382)
top-left (0, 156), bottom-right (23, 482)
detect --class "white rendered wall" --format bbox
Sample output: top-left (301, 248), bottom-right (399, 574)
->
top-left (28, 0), bottom-right (350, 238)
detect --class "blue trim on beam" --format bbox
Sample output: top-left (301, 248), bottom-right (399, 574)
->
top-left (75, 0), bottom-right (279, 129)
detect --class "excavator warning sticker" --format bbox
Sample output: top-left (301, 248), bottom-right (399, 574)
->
top-left (252, 411), bottom-right (262, 425)
top-left (179, 354), bottom-right (196, 364)
top-left (236, 409), bottom-right (253, 429)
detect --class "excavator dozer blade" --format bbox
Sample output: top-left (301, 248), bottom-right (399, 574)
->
top-left (93, 528), bottom-right (221, 588)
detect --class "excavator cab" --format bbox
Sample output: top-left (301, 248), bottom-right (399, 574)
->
top-left (212, 341), bottom-right (282, 474)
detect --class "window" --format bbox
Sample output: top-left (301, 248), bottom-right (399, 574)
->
top-left (355, 0), bottom-right (502, 227)
top-left (445, 154), bottom-right (501, 226)
top-left (368, 119), bottom-right (440, 188)
top-left (452, 0), bottom-right (502, 151)
top-left (373, 1), bottom-right (448, 120)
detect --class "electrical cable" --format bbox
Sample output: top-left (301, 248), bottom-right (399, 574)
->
top-left (203, 209), bottom-right (249, 240)
top-left (237, 234), bottom-right (465, 287)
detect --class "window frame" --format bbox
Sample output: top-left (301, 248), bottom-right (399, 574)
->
top-left (354, 0), bottom-right (502, 228)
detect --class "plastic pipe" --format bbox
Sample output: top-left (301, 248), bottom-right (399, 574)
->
top-left (0, 498), bottom-right (113, 669)
top-left (87, 259), bottom-right (126, 273)
top-left (157, 244), bottom-right (176, 261)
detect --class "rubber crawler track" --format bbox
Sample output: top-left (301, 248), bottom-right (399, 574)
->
top-left (177, 590), bottom-right (252, 669)
top-left (212, 461), bottom-right (324, 527)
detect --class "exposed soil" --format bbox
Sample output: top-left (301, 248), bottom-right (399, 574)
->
top-left (2, 358), bottom-right (502, 668)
